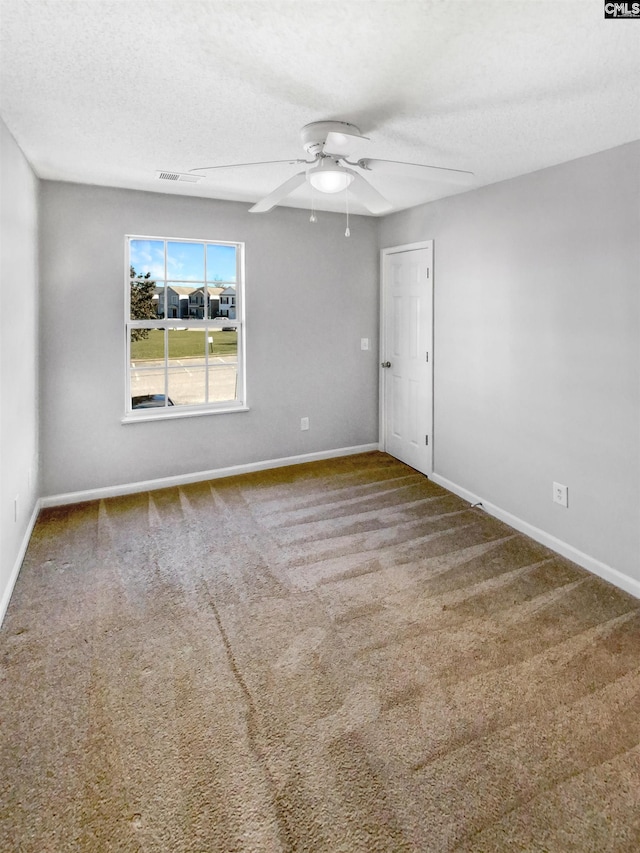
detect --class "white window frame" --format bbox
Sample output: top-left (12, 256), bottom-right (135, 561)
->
top-left (123, 235), bottom-right (247, 422)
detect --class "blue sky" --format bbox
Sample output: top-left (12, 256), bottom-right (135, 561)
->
top-left (130, 239), bottom-right (236, 283)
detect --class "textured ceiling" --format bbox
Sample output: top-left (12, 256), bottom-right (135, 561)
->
top-left (1, 0), bottom-right (639, 216)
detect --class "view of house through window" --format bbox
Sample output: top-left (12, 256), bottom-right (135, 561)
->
top-left (126, 236), bottom-right (244, 415)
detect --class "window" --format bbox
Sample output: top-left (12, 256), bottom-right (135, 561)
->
top-left (125, 236), bottom-right (245, 420)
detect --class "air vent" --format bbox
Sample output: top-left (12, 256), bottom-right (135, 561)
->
top-left (156, 171), bottom-right (203, 183)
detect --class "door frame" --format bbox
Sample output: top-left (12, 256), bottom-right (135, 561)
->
top-left (379, 239), bottom-right (434, 475)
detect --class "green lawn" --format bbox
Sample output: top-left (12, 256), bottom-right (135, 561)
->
top-left (131, 329), bottom-right (237, 360)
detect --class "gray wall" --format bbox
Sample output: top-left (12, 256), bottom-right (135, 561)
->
top-left (0, 118), bottom-right (40, 612)
top-left (379, 142), bottom-right (640, 585)
top-left (39, 183), bottom-right (379, 497)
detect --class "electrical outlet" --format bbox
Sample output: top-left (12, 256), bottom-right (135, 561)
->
top-left (360, 338), bottom-right (369, 350)
top-left (300, 417), bottom-right (309, 431)
top-left (553, 482), bottom-right (568, 508)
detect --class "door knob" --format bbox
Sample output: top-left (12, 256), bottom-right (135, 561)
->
top-left (381, 361), bottom-right (391, 368)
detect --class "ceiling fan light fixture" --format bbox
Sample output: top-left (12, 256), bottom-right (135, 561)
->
top-left (308, 161), bottom-right (354, 194)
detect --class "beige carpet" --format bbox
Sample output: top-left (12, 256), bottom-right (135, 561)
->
top-left (1, 452), bottom-right (639, 852)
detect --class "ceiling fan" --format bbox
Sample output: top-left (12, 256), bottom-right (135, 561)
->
top-left (189, 120), bottom-right (474, 216)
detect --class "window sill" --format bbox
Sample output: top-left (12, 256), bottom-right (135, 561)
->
top-left (121, 404), bottom-right (250, 424)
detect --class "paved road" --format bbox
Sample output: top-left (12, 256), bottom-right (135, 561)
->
top-left (131, 356), bottom-right (238, 405)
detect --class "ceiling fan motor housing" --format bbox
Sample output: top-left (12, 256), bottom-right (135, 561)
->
top-left (300, 120), bottom-right (362, 156)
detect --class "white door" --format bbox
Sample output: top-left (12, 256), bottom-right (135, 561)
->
top-left (380, 241), bottom-right (433, 475)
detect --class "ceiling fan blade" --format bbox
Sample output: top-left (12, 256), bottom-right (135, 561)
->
top-left (323, 130), bottom-right (370, 157)
top-left (347, 172), bottom-right (394, 216)
top-left (357, 158), bottom-right (474, 185)
top-left (248, 171), bottom-right (308, 213)
top-left (190, 158), bottom-right (310, 174)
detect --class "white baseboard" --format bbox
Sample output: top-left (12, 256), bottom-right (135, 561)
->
top-left (430, 473), bottom-right (640, 601)
top-left (40, 443), bottom-right (381, 508)
top-left (0, 498), bottom-right (41, 627)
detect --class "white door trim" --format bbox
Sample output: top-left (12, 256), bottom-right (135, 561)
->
top-left (379, 239), bottom-right (434, 474)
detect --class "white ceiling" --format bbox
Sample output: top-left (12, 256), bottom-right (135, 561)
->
top-left (1, 0), bottom-right (639, 216)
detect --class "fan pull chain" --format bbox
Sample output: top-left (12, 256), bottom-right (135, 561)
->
top-left (310, 182), bottom-right (317, 223)
top-left (345, 186), bottom-right (350, 237)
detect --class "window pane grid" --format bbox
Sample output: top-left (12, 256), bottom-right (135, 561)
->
top-left (127, 236), bottom-right (242, 416)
